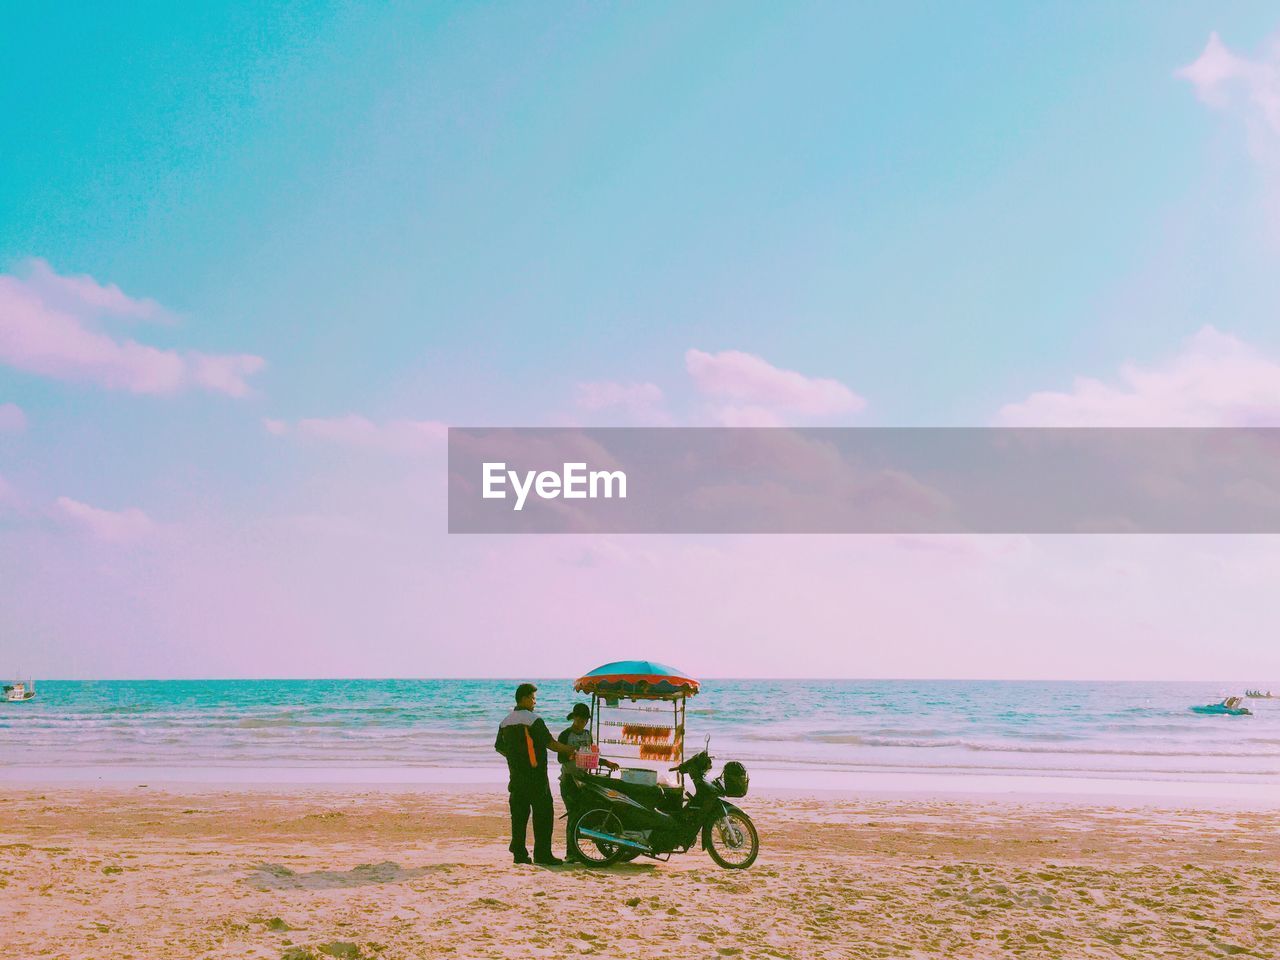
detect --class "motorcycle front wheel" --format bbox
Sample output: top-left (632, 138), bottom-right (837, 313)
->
top-left (570, 808), bottom-right (626, 868)
top-left (703, 809), bottom-right (759, 869)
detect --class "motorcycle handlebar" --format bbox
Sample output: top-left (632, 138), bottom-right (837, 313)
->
top-left (671, 752), bottom-right (713, 774)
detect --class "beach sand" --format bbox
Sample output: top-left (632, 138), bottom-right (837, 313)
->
top-left (2, 786), bottom-right (1277, 959)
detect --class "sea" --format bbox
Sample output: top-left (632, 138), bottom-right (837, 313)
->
top-left (5, 675), bottom-right (1274, 798)
top-left (3, 679), bottom-right (1278, 799)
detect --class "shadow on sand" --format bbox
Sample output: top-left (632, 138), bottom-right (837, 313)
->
top-left (565, 860), bottom-right (657, 874)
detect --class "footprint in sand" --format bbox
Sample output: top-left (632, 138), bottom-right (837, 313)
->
top-left (244, 861), bottom-right (452, 891)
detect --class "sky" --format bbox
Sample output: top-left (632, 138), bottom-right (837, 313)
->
top-left (4, 3), bottom-right (1280, 680)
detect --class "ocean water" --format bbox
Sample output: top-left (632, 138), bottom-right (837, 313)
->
top-left (2, 679), bottom-right (1278, 789)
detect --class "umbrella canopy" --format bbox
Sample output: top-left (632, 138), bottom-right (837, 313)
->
top-left (574, 660), bottom-right (700, 698)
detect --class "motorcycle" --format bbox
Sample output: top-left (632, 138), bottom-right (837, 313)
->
top-left (567, 740), bottom-right (759, 869)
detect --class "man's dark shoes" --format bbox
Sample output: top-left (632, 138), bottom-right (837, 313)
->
top-left (533, 855), bottom-right (564, 866)
top-left (512, 854), bottom-right (533, 865)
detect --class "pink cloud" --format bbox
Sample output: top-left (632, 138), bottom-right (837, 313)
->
top-left (0, 402), bottom-right (25, 433)
top-left (1179, 32), bottom-right (1280, 131)
top-left (189, 353), bottom-right (266, 398)
top-left (713, 405), bottom-right (785, 427)
top-left (282, 414), bottom-right (448, 455)
top-left (55, 496), bottom-right (155, 542)
top-left (685, 348), bottom-right (866, 424)
top-left (996, 326), bottom-right (1280, 426)
top-left (1180, 31), bottom-right (1280, 190)
top-left (7, 453), bottom-right (1280, 682)
top-left (574, 380), bottom-right (669, 424)
top-left (0, 263), bottom-right (263, 396)
top-left (20, 257), bottom-right (168, 321)
top-left (71, 523), bottom-right (1273, 680)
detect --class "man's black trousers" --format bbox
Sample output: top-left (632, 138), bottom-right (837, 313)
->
top-left (508, 777), bottom-right (554, 861)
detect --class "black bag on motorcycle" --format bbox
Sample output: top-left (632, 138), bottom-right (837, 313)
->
top-left (721, 761), bottom-right (749, 798)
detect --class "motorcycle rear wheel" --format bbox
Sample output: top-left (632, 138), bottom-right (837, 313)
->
top-left (703, 810), bottom-right (759, 869)
top-left (570, 808), bottom-right (626, 868)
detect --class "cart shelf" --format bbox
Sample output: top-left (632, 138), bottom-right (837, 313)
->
top-left (575, 660), bottom-right (697, 785)
top-left (594, 703), bottom-right (679, 714)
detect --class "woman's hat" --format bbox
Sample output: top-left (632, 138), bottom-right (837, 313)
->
top-left (566, 702), bottom-right (591, 721)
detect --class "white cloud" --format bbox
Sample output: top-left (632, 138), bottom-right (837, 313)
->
top-left (1180, 32), bottom-right (1280, 127)
top-left (55, 496), bottom-right (156, 542)
top-left (189, 353), bottom-right (267, 399)
top-left (712, 405), bottom-right (786, 428)
top-left (1180, 31), bottom-right (1280, 167)
top-left (574, 381), bottom-right (668, 424)
top-left (996, 326), bottom-right (1280, 426)
top-left (278, 414), bottom-right (448, 455)
top-left (0, 261), bottom-right (264, 396)
top-left (685, 348), bottom-right (866, 425)
top-left (20, 257), bottom-right (169, 322)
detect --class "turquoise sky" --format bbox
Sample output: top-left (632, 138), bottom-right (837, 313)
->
top-left (4, 4), bottom-right (1280, 679)
top-left (5, 3), bottom-right (1278, 422)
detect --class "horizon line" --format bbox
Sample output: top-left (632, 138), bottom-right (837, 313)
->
top-left (15, 676), bottom-right (1274, 685)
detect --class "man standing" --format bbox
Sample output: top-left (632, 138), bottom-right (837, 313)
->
top-left (494, 682), bottom-right (576, 865)
top-left (558, 702), bottom-right (619, 860)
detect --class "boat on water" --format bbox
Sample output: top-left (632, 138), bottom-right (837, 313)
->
top-left (1190, 697), bottom-right (1251, 716)
top-left (3, 680), bottom-right (36, 702)
top-left (1245, 690), bottom-right (1275, 699)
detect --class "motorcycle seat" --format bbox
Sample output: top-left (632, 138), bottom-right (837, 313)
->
top-left (608, 779), bottom-right (685, 811)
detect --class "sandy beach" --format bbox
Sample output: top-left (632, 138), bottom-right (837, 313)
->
top-left (2, 785), bottom-right (1277, 960)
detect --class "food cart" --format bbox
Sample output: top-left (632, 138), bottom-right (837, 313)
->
top-left (573, 659), bottom-right (699, 788)
top-left (567, 660), bottom-right (759, 869)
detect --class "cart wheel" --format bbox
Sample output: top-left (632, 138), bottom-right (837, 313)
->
top-left (571, 808), bottom-right (626, 868)
top-left (703, 810), bottom-right (759, 869)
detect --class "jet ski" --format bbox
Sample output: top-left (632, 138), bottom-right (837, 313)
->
top-left (1190, 702), bottom-right (1252, 716)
